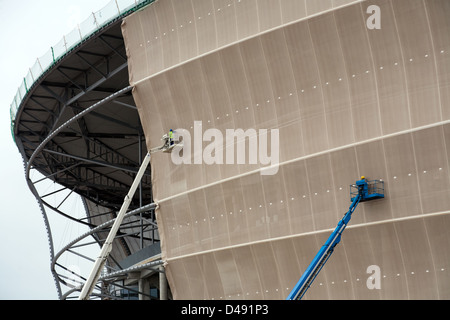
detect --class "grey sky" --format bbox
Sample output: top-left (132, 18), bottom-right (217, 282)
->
top-left (0, 0), bottom-right (113, 300)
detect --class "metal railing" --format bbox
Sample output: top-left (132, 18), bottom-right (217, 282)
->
top-left (9, 0), bottom-right (156, 139)
top-left (350, 179), bottom-right (385, 200)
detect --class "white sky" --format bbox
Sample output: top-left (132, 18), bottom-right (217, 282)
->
top-left (0, 0), bottom-right (115, 300)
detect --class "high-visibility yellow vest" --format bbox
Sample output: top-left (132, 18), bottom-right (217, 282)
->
top-left (169, 131), bottom-right (174, 139)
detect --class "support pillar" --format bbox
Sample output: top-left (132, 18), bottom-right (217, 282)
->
top-left (139, 277), bottom-right (150, 301)
top-left (159, 265), bottom-right (167, 300)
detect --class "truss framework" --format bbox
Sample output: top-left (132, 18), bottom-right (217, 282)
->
top-left (12, 18), bottom-right (163, 300)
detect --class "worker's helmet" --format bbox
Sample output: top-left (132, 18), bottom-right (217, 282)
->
top-left (170, 129), bottom-right (173, 132)
top-left (361, 176), bottom-right (365, 180)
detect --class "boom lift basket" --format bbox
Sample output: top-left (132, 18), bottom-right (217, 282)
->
top-left (350, 179), bottom-right (384, 202)
top-left (161, 132), bottom-right (182, 153)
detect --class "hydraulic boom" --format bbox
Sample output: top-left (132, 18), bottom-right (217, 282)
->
top-left (286, 177), bottom-right (384, 300)
top-left (79, 139), bottom-right (170, 300)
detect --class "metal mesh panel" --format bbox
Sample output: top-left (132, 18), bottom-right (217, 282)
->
top-left (9, 0), bottom-right (157, 140)
top-left (123, 0), bottom-right (450, 300)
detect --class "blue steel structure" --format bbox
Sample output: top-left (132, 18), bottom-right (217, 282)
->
top-left (350, 178), bottom-right (385, 203)
top-left (287, 177), bottom-right (385, 300)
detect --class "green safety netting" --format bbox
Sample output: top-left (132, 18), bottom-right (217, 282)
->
top-left (9, 0), bottom-right (155, 142)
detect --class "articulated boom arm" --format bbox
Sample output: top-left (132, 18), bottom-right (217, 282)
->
top-left (79, 142), bottom-right (168, 299)
top-left (287, 177), bottom-right (384, 300)
top-left (286, 192), bottom-right (362, 300)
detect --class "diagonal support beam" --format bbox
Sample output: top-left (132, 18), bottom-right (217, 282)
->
top-left (26, 85), bottom-right (133, 181)
top-left (42, 148), bottom-right (144, 175)
top-left (44, 62), bottom-right (128, 135)
top-left (78, 152), bottom-right (151, 300)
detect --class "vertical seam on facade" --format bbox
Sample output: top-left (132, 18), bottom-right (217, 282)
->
top-left (306, 20), bottom-right (331, 150)
top-left (360, 1), bottom-right (384, 137)
top-left (389, 0), bottom-right (412, 129)
top-left (423, 0), bottom-right (443, 121)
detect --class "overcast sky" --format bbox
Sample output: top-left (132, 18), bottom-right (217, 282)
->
top-left (0, 0), bottom-right (114, 300)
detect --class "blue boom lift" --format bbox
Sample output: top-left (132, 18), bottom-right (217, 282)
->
top-left (286, 176), bottom-right (384, 300)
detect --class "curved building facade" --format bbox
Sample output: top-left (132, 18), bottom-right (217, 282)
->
top-left (122, 0), bottom-right (450, 299)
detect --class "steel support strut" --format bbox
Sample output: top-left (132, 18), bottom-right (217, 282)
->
top-left (287, 193), bottom-right (362, 300)
top-left (78, 152), bottom-right (151, 300)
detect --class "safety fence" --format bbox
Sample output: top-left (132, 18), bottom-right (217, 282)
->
top-left (9, 0), bottom-right (155, 139)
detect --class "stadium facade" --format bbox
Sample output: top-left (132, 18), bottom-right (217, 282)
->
top-left (11, 0), bottom-right (450, 299)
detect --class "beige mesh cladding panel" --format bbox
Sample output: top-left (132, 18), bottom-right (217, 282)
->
top-left (122, 0), bottom-right (450, 299)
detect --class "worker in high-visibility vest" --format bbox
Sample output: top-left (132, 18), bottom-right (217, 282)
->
top-left (169, 129), bottom-right (174, 145)
top-left (359, 176), bottom-right (369, 197)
